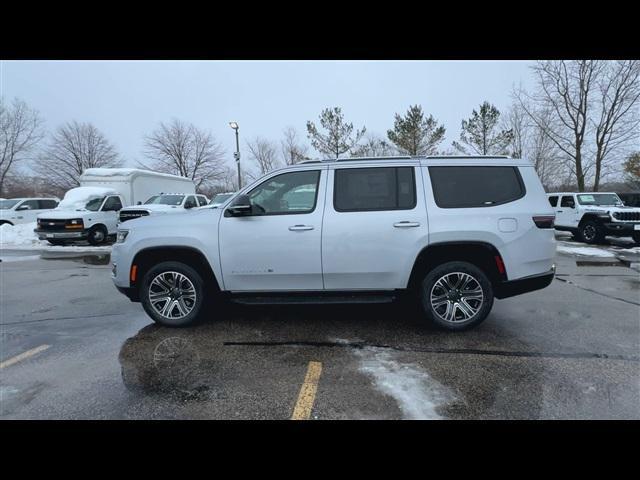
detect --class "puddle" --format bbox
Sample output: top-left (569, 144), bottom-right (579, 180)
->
top-left (40, 252), bottom-right (111, 265)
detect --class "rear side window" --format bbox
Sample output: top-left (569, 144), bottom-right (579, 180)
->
top-left (39, 200), bottom-right (58, 209)
top-left (428, 166), bottom-right (525, 208)
top-left (548, 196), bottom-right (558, 207)
top-left (334, 167), bottom-right (416, 212)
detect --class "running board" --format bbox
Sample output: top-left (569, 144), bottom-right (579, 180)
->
top-left (230, 292), bottom-right (398, 305)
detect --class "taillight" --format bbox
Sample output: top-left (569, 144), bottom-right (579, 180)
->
top-left (532, 215), bottom-right (555, 229)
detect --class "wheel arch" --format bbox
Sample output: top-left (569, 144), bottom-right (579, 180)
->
top-left (0, 220), bottom-right (14, 226)
top-left (407, 241), bottom-right (506, 291)
top-left (131, 246), bottom-right (220, 293)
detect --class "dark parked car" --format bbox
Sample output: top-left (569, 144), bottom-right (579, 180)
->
top-left (618, 192), bottom-right (640, 208)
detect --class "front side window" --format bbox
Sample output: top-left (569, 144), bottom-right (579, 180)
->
top-left (246, 170), bottom-right (320, 215)
top-left (548, 196), bottom-right (558, 207)
top-left (560, 196), bottom-right (575, 208)
top-left (85, 197), bottom-right (105, 211)
top-left (334, 167), bottom-right (416, 212)
top-left (102, 196), bottom-right (123, 211)
top-left (429, 166), bottom-right (525, 208)
top-left (184, 196), bottom-right (198, 209)
top-left (577, 193), bottom-right (622, 206)
top-left (20, 200), bottom-right (40, 210)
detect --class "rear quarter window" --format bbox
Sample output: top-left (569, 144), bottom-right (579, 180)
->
top-left (428, 166), bottom-right (525, 208)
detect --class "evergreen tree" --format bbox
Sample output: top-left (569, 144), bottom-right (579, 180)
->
top-left (387, 105), bottom-right (445, 155)
top-left (306, 107), bottom-right (366, 158)
top-left (452, 101), bottom-right (513, 155)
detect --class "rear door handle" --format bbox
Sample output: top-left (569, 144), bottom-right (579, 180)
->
top-left (393, 221), bottom-right (420, 228)
top-left (289, 225), bottom-right (314, 231)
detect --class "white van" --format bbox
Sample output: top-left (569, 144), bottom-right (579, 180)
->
top-left (35, 168), bottom-right (196, 245)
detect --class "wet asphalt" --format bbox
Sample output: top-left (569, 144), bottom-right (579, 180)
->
top-left (0, 238), bottom-right (638, 420)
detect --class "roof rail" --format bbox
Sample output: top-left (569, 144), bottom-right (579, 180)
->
top-left (299, 160), bottom-right (323, 164)
top-left (335, 155), bottom-right (413, 162)
top-left (423, 155), bottom-right (511, 159)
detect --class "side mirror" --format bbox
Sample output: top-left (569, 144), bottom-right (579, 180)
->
top-left (226, 194), bottom-right (252, 216)
top-left (16, 205), bottom-right (30, 211)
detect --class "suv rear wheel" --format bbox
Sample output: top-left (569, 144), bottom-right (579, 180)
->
top-left (420, 261), bottom-right (494, 331)
top-left (140, 261), bottom-right (205, 327)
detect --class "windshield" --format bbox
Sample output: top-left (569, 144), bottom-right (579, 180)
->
top-left (144, 195), bottom-right (185, 206)
top-left (210, 193), bottom-right (233, 206)
top-left (577, 193), bottom-right (623, 206)
top-left (85, 197), bottom-right (105, 211)
top-left (0, 199), bottom-right (20, 210)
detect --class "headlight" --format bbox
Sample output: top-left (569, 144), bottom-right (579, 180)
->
top-left (69, 218), bottom-right (83, 225)
top-left (116, 230), bottom-right (129, 243)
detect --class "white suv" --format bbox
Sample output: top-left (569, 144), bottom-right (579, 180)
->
top-left (0, 198), bottom-right (59, 226)
top-left (547, 192), bottom-right (640, 245)
top-left (111, 156), bottom-right (556, 330)
top-left (118, 193), bottom-right (209, 223)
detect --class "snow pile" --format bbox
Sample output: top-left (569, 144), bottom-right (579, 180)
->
top-left (556, 244), bottom-right (616, 258)
top-left (57, 186), bottom-right (116, 210)
top-left (0, 222), bottom-right (42, 247)
top-left (82, 167), bottom-right (191, 181)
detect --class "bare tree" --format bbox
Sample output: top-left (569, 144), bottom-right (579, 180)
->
top-left (36, 120), bottom-right (121, 191)
top-left (0, 98), bottom-right (44, 196)
top-left (351, 133), bottom-right (397, 157)
top-left (504, 102), bottom-right (564, 187)
top-left (247, 137), bottom-right (280, 176)
top-left (141, 119), bottom-right (226, 190)
top-left (281, 127), bottom-right (309, 165)
top-left (515, 61), bottom-right (602, 191)
top-left (591, 60), bottom-right (640, 191)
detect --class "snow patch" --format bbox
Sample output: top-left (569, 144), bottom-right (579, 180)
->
top-left (0, 222), bottom-right (42, 247)
top-left (0, 254), bottom-right (40, 262)
top-left (556, 244), bottom-right (616, 257)
top-left (57, 186), bottom-right (116, 211)
top-left (0, 222), bottom-right (110, 252)
top-left (353, 346), bottom-right (452, 419)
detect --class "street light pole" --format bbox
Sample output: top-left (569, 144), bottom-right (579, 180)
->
top-left (230, 122), bottom-right (241, 190)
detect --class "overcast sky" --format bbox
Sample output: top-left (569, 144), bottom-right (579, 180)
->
top-left (1, 60), bottom-right (536, 168)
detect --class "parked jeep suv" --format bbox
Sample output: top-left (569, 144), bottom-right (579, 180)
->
top-left (547, 192), bottom-right (640, 245)
top-left (111, 156), bottom-right (556, 330)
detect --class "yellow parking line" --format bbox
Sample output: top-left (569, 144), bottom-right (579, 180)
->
top-left (0, 344), bottom-right (50, 369)
top-left (291, 361), bottom-right (323, 420)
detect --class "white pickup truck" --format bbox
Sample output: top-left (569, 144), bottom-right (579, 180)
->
top-left (35, 168), bottom-right (196, 245)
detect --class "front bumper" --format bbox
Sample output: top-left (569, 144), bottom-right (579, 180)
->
top-left (603, 222), bottom-right (640, 236)
top-left (494, 266), bottom-right (555, 299)
top-left (34, 228), bottom-right (88, 240)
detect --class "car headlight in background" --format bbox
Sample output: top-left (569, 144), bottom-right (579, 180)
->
top-left (116, 230), bottom-right (129, 243)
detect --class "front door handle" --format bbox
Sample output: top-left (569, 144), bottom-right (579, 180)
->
top-left (393, 221), bottom-right (420, 228)
top-left (557, 210), bottom-right (562, 213)
top-left (289, 225), bottom-right (314, 231)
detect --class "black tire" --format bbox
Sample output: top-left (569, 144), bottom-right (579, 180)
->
top-left (578, 220), bottom-right (604, 244)
top-left (140, 261), bottom-right (206, 327)
top-left (87, 225), bottom-right (108, 245)
top-left (47, 239), bottom-right (67, 246)
top-left (420, 261), bottom-right (494, 331)
top-left (0, 221), bottom-right (13, 226)
top-left (633, 233), bottom-right (640, 246)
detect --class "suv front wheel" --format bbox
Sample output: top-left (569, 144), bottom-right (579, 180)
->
top-left (420, 261), bottom-right (494, 331)
top-left (140, 261), bottom-right (205, 327)
top-left (577, 220), bottom-right (605, 244)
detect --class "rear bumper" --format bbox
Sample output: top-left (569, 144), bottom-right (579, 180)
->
top-left (495, 266), bottom-right (555, 299)
top-left (34, 228), bottom-right (88, 240)
top-left (603, 222), bottom-right (640, 236)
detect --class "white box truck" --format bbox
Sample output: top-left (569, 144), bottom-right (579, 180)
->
top-left (35, 168), bottom-right (195, 245)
